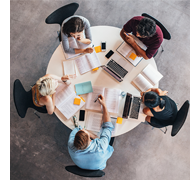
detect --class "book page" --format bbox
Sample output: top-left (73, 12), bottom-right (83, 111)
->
top-left (63, 60), bottom-right (76, 76)
top-left (85, 50), bottom-right (101, 69)
top-left (117, 41), bottom-right (132, 57)
top-left (117, 42), bottom-right (143, 66)
top-left (141, 64), bottom-right (163, 86)
top-left (55, 83), bottom-right (74, 106)
top-left (75, 50), bottom-right (101, 74)
top-left (85, 112), bottom-right (103, 132)
top-left (55, 84), bottom-right (85, 119)
top-left (133, 74), bottom-right (153, 92)
top-left (85, 86), bottom-right (104, 112)
top-left (104, 88), bottom-right (121, 114)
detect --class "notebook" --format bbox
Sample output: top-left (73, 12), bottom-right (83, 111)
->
top-left (85, 86), bottom-right (121, 114)
top-left (75, 81), bottom-right (93, 95)
top-left (101, 53), bottom-right (133, 82)
top-left (116, 35), bottom-right (147, 67)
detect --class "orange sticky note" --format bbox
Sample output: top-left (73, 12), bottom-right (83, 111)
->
top-left (92, 67), bottom-right (99, 71)
top-left (129, 52), bottom-right (137, 60)
top-left (74, 98), bottom-right (81, 105)
top-left (116, 117), bottom-right (123, 124)
top-left (94, 46), bottom-right (101, 53)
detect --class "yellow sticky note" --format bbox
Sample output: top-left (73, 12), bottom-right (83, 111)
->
top-left (129, 52), bottom-right (137, 60)
top-left (92, 67), bottom-right (99, 71)
top-left (74, 98), bottom-right (81, 105)
top-left (116, 117), bottom-right (123, 124)
top-left (94, 46), bottom-right (101, 53)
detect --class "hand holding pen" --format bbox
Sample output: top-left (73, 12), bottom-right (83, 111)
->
top-left (94, 94), bottom-right (106, 107)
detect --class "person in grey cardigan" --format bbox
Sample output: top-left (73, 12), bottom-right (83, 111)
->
top-left (61, 15), bottom-right (93, 54)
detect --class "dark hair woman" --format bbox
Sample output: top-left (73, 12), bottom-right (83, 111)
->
top-left (61, 15), bottom-right (93, 55)
top-left (141, 88), bottom-right (178, 127)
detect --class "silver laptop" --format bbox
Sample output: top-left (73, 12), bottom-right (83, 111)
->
top-left (122, 93), bottom-right (141, 119)
top-left (101, 53), bottom-right (133, 82)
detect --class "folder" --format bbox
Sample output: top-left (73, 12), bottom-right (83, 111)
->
top-left (75, 81), bottom-right (93, 95)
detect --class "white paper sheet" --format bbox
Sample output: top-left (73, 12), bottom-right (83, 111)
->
top-left (55, 84), bottom-right (85, 119)
top-left (85, 112), bottom-right (103, 132)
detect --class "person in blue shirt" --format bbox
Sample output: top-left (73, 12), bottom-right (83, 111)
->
top-left (68, 94), bottom-right (114, 170)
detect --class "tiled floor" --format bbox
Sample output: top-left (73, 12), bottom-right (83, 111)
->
top-left (10, 0), bottom-right (190, 180)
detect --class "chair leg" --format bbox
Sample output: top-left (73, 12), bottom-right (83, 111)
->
top-left (34, 111), bottom-right (46, 127)
top-left (159, 127), bottom-right (167, 134)
top-left (34, 110), bottom-right (40, 118)
top-left (161, 45), bottom-right (164, 53)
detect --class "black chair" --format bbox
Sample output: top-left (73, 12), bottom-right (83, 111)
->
top-left (171, 100), bottom-right (189, 136)
top-left (141, 13), bottom-right (171, 57)
top-left (147, 100), bottom-right (189, 136)
top-left (65, 165), bottom-right (105, 177)
top-left (13, 79), bottom-right (47, 118)
top-left (45, 3), bottom-right (79, 41)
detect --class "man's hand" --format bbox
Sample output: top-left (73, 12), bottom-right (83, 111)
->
top-left (124, 33), bottom-right (135, 45)
top-left (83, 47), bottom-right (93, 54)
top-left (98, 94), bottom-right (106, 107)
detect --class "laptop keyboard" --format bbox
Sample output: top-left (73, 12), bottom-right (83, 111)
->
top-left (130, 97), bottom-right (141, 119)
top-left (107, 59), bottom-right (128, 78)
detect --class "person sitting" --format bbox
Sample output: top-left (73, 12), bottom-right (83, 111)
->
top-left (120, 16), bottom-right (163, 60)
top-left (68, 95), bottom-right (114, 170)
top-left (32, 74), bottom-right (69, 115)
top-left (141, 88), bottom-right (178, 127)
top-left (61, 15), bottom-right (93, 55)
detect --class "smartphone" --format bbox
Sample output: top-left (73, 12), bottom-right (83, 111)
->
top-left (105, 50), bottom-right (114, 59)
top-left (101, 41), bottom-right (106, 51)
top-left (79, 110), bottom-right (85, 121)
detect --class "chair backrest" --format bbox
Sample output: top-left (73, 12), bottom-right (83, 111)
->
top-left (65, 165), bottom-right (105, 177)
top-left (13, 79), bottom-right (47, 118)
top-left (171, 100), bottom-right (189, 136)
top-left (45, 3), bottom-right (79, 26)
top-left (141, 13), bottom-right (171, 40)
top-left (13, 79), bottom-right (30, 118)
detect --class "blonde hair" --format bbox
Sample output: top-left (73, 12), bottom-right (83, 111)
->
top-left (36, 77), bottom-right (57, 96)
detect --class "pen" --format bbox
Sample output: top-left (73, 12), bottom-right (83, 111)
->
top-left (94, 95), bottom-right (99, 103)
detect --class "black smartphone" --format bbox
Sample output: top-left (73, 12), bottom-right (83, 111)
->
top-left (105, 50), bottom-right (114, 59)
top-left (79, 110), bottom-right (85, 121)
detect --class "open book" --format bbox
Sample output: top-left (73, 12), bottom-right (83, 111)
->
top-left (75, 50), bottom-right (101, 75)
top-left (85, 86), bottom-right (121, 114)
top-left (132, 64), bottom-right (163, 92)
top-left (55, 83), bottom-right (85, 119)
top-left (116, 35), bottom-right (147, 67)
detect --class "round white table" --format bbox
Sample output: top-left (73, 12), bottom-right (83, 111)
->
top-left (46, 26), bottom-right (157, 136)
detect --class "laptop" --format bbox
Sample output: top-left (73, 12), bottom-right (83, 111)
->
top-left (122, 93), bottom-right (141, 119)
top-left (101, 53), bottom-right (133, 82)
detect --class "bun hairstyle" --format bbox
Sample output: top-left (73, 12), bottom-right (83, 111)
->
top-left (62, 17), bottom-right (84, 36)
top-left (144, 91), bottom-right (165, 109)
top-left (36, 77), bottom-right (57, 96)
